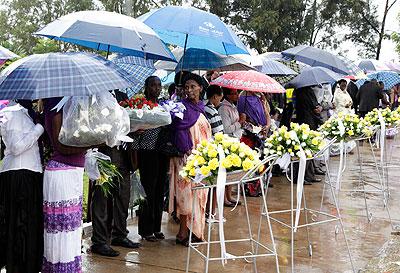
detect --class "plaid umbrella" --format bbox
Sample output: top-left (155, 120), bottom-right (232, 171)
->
top-left (0, 45), bottom-right (19, 60)
top-left (0, 52), bottom-right (136, 100)
top-left (272, 60), bottom-right (308, 85)
top-left (258, 59), bottom-right (297, 76)
top-left (112, 55), bottom-right (156, 97)
top-left (355, 71), bottom-right (400, 90)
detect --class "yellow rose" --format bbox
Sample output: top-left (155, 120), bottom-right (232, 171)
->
top-left (242, 158), bottom-right (254, 171)
top-left (208, 158), bottom-right (219, 170)
top-left (222, 157), bottom-right (232, 169)
top-left (200, 165), bottom-right (211, 176)
top-left (201, 140), bottom-right (208, 147)
top-left (214, 132), bottom-right (224, 142)
top-left (348, 130), bottom-right (354, 136)
top-left (189, 168), bottom-right (196, 177)
top-left (208, 149), bottom-right (218, 158)
top-left (195, 156), bottom-right (206, 165)
top-left (230, 142), bottom-right (239, 152)
top-left (230, 154), bottom-right (242, 167)
top-left (311, 138), bottom-right (319, 146)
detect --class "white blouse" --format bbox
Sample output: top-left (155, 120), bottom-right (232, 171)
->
top-left (0, 104), bottom-right (44, 173)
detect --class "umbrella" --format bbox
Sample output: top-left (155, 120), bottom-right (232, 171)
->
top-left (355, 71), bottom-right (400, 90)
top-left (384, 61), bottom-right (400, 73)
top-left (0, 52), bottom-right (136, 100)
top-left (35, 11), bottom-right (175, 61)
top-left (112, 55), bottom-right (156, 97)
top-left (258, 59), bottom-right (297, 76)
top-left (287, 66), bottom-right (342, 89)
top-left (232, 53), bottom-right (263, 69)
top-left (282, 45), bottom-right (360, 76)
top-left (138, 6), bottom-right (249, 55)
top-left (156, 48), bottom-right (254, 72)
top-left (210, 70), bottom-right (285, 93)
top-left (271, 60), bottom-right (308, 85)
top-left (0, 45), bottom-right (19, 60)
top-left (357, 59), bottom-right (390, 73)
top-left (259, 52), bottom-right (283, 60)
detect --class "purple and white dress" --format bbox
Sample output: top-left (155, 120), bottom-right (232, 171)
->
top-left (42, 98), bottom-right (85, 273)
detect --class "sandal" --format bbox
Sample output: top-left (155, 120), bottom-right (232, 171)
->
top-left (154, 232), bottom-right (165, 240)
top-left (142, 235), bottom-right (158, 242)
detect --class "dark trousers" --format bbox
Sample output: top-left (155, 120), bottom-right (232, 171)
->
top-left (137, 150), bottom-right (169, 237)
top-left (358, 111), bottom-right (367, 118)
top-left (91, 164), bottom-right (131, 246)
top-left (292, 160), bottom-right (315, 183)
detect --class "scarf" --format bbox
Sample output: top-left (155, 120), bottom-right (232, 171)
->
top-left (171, 98), bottom-right (205, 154)
top-left (237, 95), bottom-right (267, 126)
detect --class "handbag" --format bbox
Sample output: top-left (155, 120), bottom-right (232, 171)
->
top-left (156, 126), bottom-right (183, 157)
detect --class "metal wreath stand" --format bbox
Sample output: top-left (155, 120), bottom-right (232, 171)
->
top-left (320, 128), bottom-right (393, 226)
top-left (185, 155), bottom-right (280, 273)
top-left (265, 138), bottom-right (356, 273)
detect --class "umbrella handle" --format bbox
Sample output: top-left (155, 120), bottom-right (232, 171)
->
top-left (178, 33), bottom-right (189, 85)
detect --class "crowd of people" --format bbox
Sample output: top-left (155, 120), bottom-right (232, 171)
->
top-left (1, 68), bottom-right (400, 273)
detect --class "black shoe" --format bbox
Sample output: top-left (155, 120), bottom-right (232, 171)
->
top-left (314, 169), bottom-right (325, 175)
top-left (111, 237), bottom-right (141, 249)
top-left (293, 180), bottom-right (312, 185)
top-left (91, 244), bottom-right (120, 257)
top-left (310, 178), bottom-right (322, 183)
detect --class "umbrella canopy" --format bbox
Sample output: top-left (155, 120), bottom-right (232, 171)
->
top-left (258, 59), bottom-right (297, 76)
top-left (271, 60), bottom-right (308, 85)
top-left (287, 66), bottom-right (342, 89)
top-left (384, 61), bottom-right (400, 73)
top-left (138, 6), bottom-right (249, 55)
top-left (210, 70), bottom-right (285, 93)
top-left (112, 55), bottom-right (156, 97)
top-left (259, 52), bottom-right (283, 60)
top-left (0, 52), bottom-right (135, 100)
top-left (0, 45), bottom-right (19, 60)
top-left (282, 45), bottom-right (360, 76)
top-left (232, 53), bottom-right (263, 69)
top-left (355, 71), bottom-right (400, 90)
top-left (357, 59), bottom-right (390, 73)
top-left (156, 48), bottom-right (254, 72)
top-left (35, 10), bottom-right (175, 62)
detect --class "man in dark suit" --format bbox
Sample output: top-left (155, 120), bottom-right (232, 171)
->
top-left (357, 80), bottom-right (390, 117)
top-left (90, 89), bottom-right (141, 257)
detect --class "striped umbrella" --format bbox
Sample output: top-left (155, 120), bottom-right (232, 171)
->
top-left (112, 55), bottom-right (156, 97)
top-left (0, 52), bottom-right (136, 100)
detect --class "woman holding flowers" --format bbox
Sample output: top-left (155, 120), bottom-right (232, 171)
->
top-left (169, 73), bottom-right (212, 246)
top-left (133, 76), bottom-right (169, 242)
top-left (42, 98), bottom-right (92, 273)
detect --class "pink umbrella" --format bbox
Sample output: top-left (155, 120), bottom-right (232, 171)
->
top-left (210, 70), bottom-right (285, 93)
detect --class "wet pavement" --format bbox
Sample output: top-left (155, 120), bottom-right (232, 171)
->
top-left (82, 139), bottom-right (400, 273)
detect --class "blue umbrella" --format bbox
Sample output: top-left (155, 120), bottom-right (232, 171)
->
top-left (287, 66), bottom-right (342, 89)
top-left (156, 48), bottom-right (253, 72)
top-left (0, 45), bottom-right (19, 60)
top-left (0, 52), bottom-right (136, 100)
top-left (35, 11), bottom-right (175, 61)
top-left (138, 6), bottom-right (249, 55)
top-left (355, 71), bottom-right (400, 90)
top-left (258, 59), bottom-right (297, 76)
top-left (112, 55), bottom-right (156, 97)
top-left (282, 45), bottom-right (361, 76)
top-left (357, 59), bottom-right (390, 73)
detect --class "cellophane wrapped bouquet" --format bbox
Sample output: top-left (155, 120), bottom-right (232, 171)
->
top-left (264, 123), bottom-right (326, 158)
top-left (120, 94), bottom-right (172, 132)
top-left (179, 133), bottom-right (261, 185)
top-left (319, 112), bottom-right (373, 141)
top-left (58, 92), bottom-right (131, 147)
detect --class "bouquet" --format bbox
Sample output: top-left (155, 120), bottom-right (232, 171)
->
top-left (363, 108), bottom-right (400, 128)
top-left (121, 94), bottom-right (172, 132)
top-left (179, 133), bottom-right (261, 185)
top-left (85, 149), bottom-right (122, 196)
top-left (319, 112), bottom-right (373, 141)
top-left (264, 123), bottom-right (326, 158)
top-left (59, 92), bottom-right (131, 147)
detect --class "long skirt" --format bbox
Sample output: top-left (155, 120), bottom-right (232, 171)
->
top-left (0, 169), bottom-right (43, 273)
top-left (42, 161), bottom-right (84, 273)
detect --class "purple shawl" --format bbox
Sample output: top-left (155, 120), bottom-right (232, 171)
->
top-left (237, 95), bottom-right (267, 126)
top-left (172, 98), bottom-right (205, 154)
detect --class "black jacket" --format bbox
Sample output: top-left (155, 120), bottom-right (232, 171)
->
top-left (356, 82), bottom-right (383, 112)
top-left (295, 87), bottom-right (322, 130)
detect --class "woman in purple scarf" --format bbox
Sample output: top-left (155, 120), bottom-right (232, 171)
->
top-left (169, 73), bottom-right (212, 246)
top-left (237, 91), bottom-right (271, 148)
